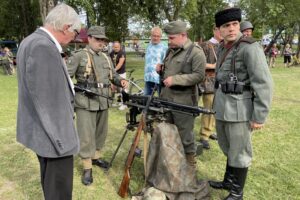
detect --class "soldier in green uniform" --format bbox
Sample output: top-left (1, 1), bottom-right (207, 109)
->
top-left (67, 26), bottom-right (128, 185)
top-left (198, 26), bottom-right (223, 149)
top-left (158, 21), bottom-right (206, 166)
top-left (209, 8), bottom-right (273, 200)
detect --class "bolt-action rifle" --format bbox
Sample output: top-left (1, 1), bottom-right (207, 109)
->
top-left (74, 84), bottom-right (113, 100)
top-left (118, 87), bottom-right (157, 198)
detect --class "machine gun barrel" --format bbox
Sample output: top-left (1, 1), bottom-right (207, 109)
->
top-left (123, 93), bottom-right (215, 116)
top-left (74, 84), bottom-right (113, 100)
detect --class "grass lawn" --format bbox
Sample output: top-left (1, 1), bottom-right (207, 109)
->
top-left (0, 55), bottom-right (299, 200)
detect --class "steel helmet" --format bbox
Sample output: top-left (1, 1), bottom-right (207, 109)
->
top-left (240, 21), bottom-right (254, 32)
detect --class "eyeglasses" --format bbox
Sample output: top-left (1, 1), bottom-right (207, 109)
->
top-left (74, 29), bottom-right (80, 37)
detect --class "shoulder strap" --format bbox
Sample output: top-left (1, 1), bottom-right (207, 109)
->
top-left (100, 52), bottom-right (113, 80)
top-left (182, 44), bottom-right (195, 69)
top-left (239, 37), bottom-right (256, 44)
top-left (83, 49), bottom-right (92, 78)
top-left (83, 48), bottom-right (101, 83)
top-left (208, 43), bottom-right (217, 61)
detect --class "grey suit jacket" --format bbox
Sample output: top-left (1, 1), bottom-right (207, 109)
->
top-left (16, 28), bottom-right (79, 158)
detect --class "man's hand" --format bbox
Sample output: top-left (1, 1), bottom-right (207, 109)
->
top-left (250, 121), bottom-right (264, 131)
top-left (121, 79), bottom-right (129, 88)
top-left (163, 76), bottom-right (173, 87)
top-left (156, 63), bottom-right (162, 72)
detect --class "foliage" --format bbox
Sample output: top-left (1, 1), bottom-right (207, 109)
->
top-left (187, 0), bottom-right (227, 41)
top-left (239, 0), bottom-right (300, 56)
top-left (0, 0), bottom-right (41, 41)
top-left (65, 0), bottom-right (130, 41)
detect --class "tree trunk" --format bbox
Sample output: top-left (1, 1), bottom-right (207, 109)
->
top-left (39, 0), bottom-right (57, 23)
top-left (20, 0), bottom-right (29, 36)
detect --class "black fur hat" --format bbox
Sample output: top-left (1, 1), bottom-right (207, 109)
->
top-left (215, 8), bottom-right (242, 27)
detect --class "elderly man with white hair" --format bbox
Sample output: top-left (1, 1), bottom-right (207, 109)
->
top-left (16, 3), bottom-right (81, 200)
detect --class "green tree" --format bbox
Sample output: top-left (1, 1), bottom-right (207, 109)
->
top-left (0, 0), bottom-right (41, 41)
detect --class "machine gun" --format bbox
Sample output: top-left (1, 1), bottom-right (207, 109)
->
top-left (122, 92), bottom-right (215, 118)
top-left (74, 84), bottom-right (113, 100)
top-left (117, 91), bottom-right (214, 198)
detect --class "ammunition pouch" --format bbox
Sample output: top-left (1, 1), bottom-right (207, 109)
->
top-left (215, 80), bottom-right (250, 94)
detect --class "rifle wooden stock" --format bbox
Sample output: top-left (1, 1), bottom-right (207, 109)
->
top-left (118, 86), bottom-right (156, 198)
top-left (118, 116), bottom-right (145, 198)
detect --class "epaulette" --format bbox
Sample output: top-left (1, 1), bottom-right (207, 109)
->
top-left (239, 37), bottom-right (256, 44)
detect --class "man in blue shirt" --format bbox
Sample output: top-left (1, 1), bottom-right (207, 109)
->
top-left (144, 27), bottom-right (168, 95)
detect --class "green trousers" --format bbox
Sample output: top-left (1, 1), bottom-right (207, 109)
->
top-left (75, 108), bottom-right (108, 158)
top-left (168, 112), bottom-right (196, 154)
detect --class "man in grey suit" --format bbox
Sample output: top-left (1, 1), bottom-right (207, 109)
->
top-left (16, 4), bottom-right (81, 200)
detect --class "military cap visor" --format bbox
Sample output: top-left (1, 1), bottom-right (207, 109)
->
top-left (163, 21), bottom-right (189, 35)
top-left (215, 8), bottom-right (242, 27)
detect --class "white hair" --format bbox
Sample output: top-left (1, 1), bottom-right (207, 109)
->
top-left (44, 3), bottom-right (81, 32)
top-left (151, 27), bottom-right (162, 36)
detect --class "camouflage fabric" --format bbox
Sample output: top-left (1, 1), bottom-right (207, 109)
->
top-left (144, 122), bottom-right (210, 200)
top-left (131, 187), bottom-right (166, 200)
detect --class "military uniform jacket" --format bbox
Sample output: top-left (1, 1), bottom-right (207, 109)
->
top-left (161, 39), bottom-right (206, 106)
top-left (214, 33), bottom-right (273, 123)
top-left (68, 46), bottom-right (123, 111)
top-left (200, 40), bottom-right (218, 68)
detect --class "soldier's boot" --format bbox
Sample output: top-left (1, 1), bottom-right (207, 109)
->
top-left (209, 161), bottom-right (233, 191)
top-left (82, 158), bottom-right (93, 186)
top-left (186, 153), bottom-right (197, 168)
top-left (224, 167), bottom-right (248, 200)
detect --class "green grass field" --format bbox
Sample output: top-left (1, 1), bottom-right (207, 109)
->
top-left (0, 55), bottom-right (299, 200)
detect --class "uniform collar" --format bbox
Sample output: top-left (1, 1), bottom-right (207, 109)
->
top-left (86, 45), bottom-right (100, 55)
top-left (220, 32), bottom-right (243, 50)
top-left (171, 39), bottom-right (192, 53)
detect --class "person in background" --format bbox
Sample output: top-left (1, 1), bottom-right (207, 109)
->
top-left (240, 21), bottom-right (254, 37)
top-left (109, 41), bottom-right (127, 110)
top-left (67, 26), bottom-right (128, 186)
top-left (16, 3), bottom-right (81, 200)
top-left (198, 26), bottom-right (223, 150)
top-left (2, 47), bottom-right (14, 75)
top-left (283, 43), bottom-right (293, 67)
top-left (209, 8), bottom-right (273, 200)
top-left (144, 26), bottom-right (168, 95)
top-left (268, 43), bottom-right (278, 68)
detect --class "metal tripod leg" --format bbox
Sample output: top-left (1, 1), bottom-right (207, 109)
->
top-left (108, 124), bottom-right (134, 169)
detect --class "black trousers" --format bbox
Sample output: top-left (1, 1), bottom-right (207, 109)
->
top-left (37, 155), bottom-right (74, 200)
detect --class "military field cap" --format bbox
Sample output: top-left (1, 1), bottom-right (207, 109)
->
top-left (87, 26), bottom-right (108, 40)
top-left (215, 7), bottom-right (241, 27)
top-left (163, 21), bottom-right (189, 35)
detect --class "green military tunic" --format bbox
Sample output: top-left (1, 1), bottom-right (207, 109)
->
top-left (213, 33), bottom-right (273, 167)
top-left (160, 39), bottom-right (206, 154)
top-left (67, 46), bottom-right (123, 158)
